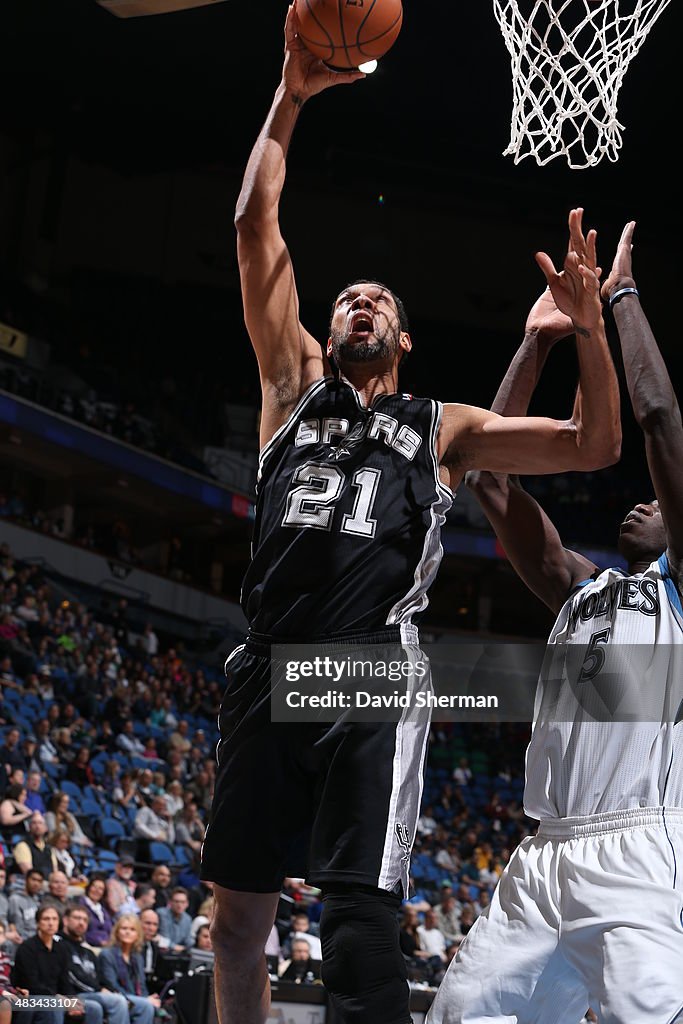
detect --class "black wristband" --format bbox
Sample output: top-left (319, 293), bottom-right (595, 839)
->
top-left (608, 287), bottom-right (639, 310)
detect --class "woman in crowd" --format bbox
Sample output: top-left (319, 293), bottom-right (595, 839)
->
top-left (190, 893), bottom-right (214, 942)
top-left (66, 745), bottom-right (95, 789)
top-left (112, 771), bottom-right (144, 813)
top-left (398, 905), bottom-right (442, 984)
top-left (0, 784), bottom-right (32, 843)
top-left (99, 914), bottom-right (162, 1024)
top-left (78, 875), bottom-right (115, 947)
top-left (45, 790), bottom-right (94, 847)
top-left (47, 829), bottom-right (87, 882)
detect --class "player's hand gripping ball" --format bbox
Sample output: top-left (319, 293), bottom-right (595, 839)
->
top-left (296, 0), bottom-right (403, 70)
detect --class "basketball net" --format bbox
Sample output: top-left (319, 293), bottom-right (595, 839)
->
top-left (492, 0), bottom-right (672, 168)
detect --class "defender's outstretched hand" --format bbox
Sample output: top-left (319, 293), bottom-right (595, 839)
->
top-left (535, 208), bottom-right (603, 336)
top-left (601, 221), bottom-right (636, 302)
top-left (283, 3), bottom-right (365, 100)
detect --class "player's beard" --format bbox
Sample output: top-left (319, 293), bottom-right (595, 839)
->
top-left (330, 323), bottom-right (399, 365)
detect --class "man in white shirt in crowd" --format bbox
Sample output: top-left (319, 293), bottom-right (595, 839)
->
top-left (417, 908), bottom-right (448, 965)
top-left (134, 796), bottom-right (175, 846)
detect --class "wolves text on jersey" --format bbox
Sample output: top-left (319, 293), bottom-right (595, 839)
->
top-left (568, 576), bottom-right (660, 632)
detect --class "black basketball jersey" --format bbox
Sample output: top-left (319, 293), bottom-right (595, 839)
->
top-left (240, 376), bottom-right (454, 637)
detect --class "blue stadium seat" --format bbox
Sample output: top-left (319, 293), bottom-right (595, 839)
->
top-left (96, 849), bottom-right (119, 870)
top-left (100, 818), bottom-right (126, 849)
top-left (149, 841), bottom-right (174, 864)
top-left (61, 780), bottom-right (84, 801)
top-left (81, 798), bottom-right (102, 818)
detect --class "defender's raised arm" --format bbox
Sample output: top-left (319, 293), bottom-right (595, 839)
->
top-left (465, 286), bottom-right (598, 613)
top-left (603, 221), bottom-right (683, 575)
top-left (438, 209), bottom-right (621, 490)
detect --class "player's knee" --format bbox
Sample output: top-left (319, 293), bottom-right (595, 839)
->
top-left (210, 901), bottom-right (271, 966)
top-left (319, 884), bottom-right (411, 1024)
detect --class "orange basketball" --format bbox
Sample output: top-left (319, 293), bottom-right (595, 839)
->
top-left (296, 0), bottom-right (403, 70)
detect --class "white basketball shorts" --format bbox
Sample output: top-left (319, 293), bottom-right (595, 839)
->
top-left (425, 807), bottom-right (683, 1024)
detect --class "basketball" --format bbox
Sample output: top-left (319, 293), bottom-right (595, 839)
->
top-left (296, 0), bottom-right (403, 70)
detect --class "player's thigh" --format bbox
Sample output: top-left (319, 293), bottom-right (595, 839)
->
top-left (426, 839), bottom-right (588, 1024)
top-left (565, 823), bottom-right (683, 1023)
top-left (201, 649), bottom-right (315, 890)
top-left (308, 712), bottom-right (430, 894)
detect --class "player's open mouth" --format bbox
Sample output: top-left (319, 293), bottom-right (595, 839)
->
top-left (349, 313), bottom-right (374, 336)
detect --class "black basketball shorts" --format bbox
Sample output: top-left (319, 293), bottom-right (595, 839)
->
top-left (200, 626), bottom-right (431, 896)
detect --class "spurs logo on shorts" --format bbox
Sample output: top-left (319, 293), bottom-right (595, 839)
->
top-left (395, 822), bottom-right (411, 859)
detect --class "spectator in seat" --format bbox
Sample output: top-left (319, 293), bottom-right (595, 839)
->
top-left (133, 885), bottom-right (156, 916)
top-left (458, 904), bottom-right (476, 937)
top-left (434, 838), bottom-right (462, 874)
top-left (0, 867), bottom-right (9, 924)
top-left (105, 856), bottom-right (138, 918)
top-left (116, 721), bottom-right (145, 757)
top-left (45, 791), bottom-right (94, 849)
top-left (167, 721), bottom-right (191, 758)
top-left (39, 871), bottom-right (70, 920)
top-left (187, 769), bottom-right (212, 814)
top-left (417, 907), bottom-right (448, 966)
top-left (35, 719), bottom-right (59, 767)
top-left (0, 920), bottom-right (24, 1024)
top-left (0, 783), bottom-right (32, 842)
top-left (193, 923), bottom-right (213, 955)
top-left (7, 868), bottom-right (44, 940)
top-left (174, 801), bottom-right (204, 860)
top-left (136, 769), bottom-right (158, 805)
top-left (12, 812), bottom-right (57, 877)
top-left (0, 729), bottom-right (26, 777)
top-left (139, 909), bottom-right (169, 995)
top-left (285, 910), bottom-right (322, 961)
top-left (21, 735), bottom-right (42, 775)
top-left (163, 780), bottom-right (183, 818)
top-left (278, 937), bottom-right (319, 982)
top-left (190, 893), bottom-right (214, 944)
top-left (112, 771), bottom-right (144, 814)
top-left (98, 914), bottom-right (161, 1024)
top-left (138, 624), bottom-right (159, 659)
top-left (453, 757), bottom-right (473, 786)
top-left (24, 770), bottom-right (46, 814)
top-left (53, 728), bottom-right (76, 766)
top-left (60, 904), bottom-right (129, 1024)
top-left (47, 830), bottom-right (84, 882)
top-left (0, 868), bottom-right (21, 949)
top-left (434, 890), bottom-right (462, 947)
top-left (78, 876), bottom-right (115, 948)
top-left (11, 905), bottom-right (93, 1023)
top-left (150, 866), bottom-right (172, 910)
top-left (133, 796), bottom-right (174, 846)
top-left (157, 887), bottom-right (192, 952)
top-left (65, 747), bottom-right (95, 790)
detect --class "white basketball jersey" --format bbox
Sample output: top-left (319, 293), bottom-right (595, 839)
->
top-left (524, 554), bottom-right (683, 819)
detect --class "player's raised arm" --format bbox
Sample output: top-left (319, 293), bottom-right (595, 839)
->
top-left (438, 209), bottom-right (621, 487)
top-left (466, 287), bottom-right (598, 614)
top-left (235, 5), bottom-right (364, 447)
top-left (602, 221), bottom-right (683, 576)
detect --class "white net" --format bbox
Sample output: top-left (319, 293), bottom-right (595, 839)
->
top-left (492, 0), bottom-right (672, 168)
